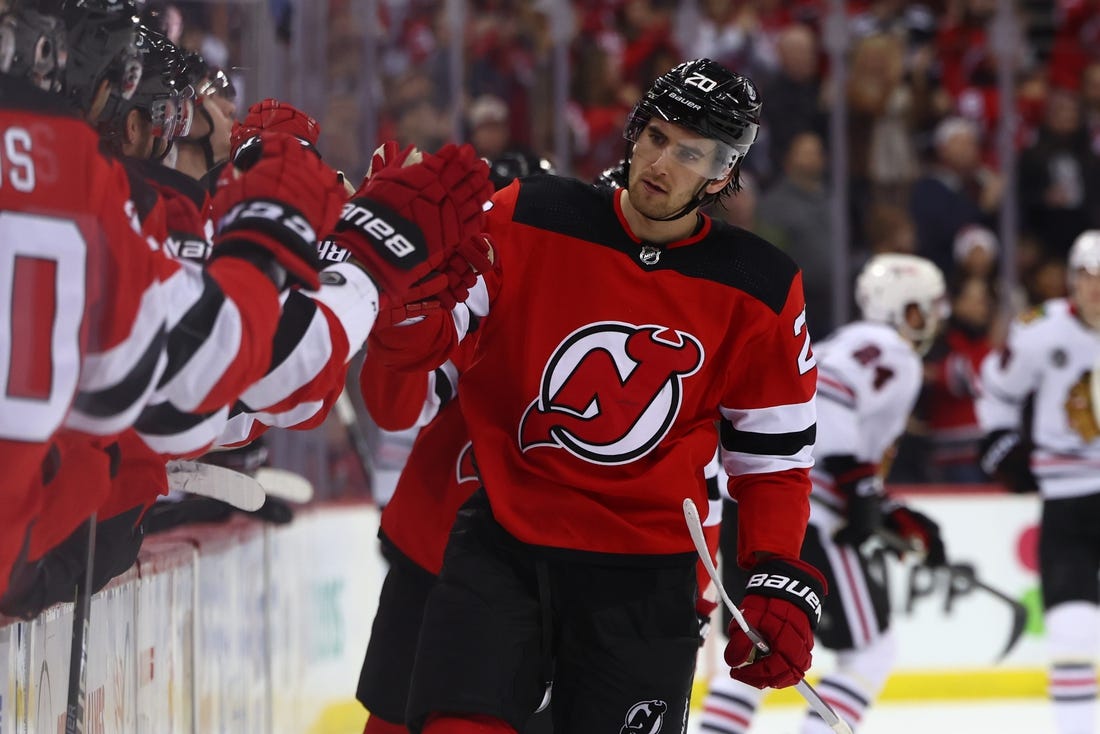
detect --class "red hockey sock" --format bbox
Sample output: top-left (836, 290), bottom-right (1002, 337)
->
top-left (422, 713), bottom-right (517, 734)
top-left (363, 714), bottom-right (409, 734)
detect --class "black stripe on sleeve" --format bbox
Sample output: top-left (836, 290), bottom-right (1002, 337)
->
top-left (432, 367), bottom-right (454, 408)
top-left (159, 271), bottom-right (226, 387)
top-left (268, 291), bottom-right (319, 374)
top-left (720, 419), bottom-right (816, 457)
top-left (133, 400), bottom-right (219, 436)
top-left (71, 326), bottom-right (166, 419)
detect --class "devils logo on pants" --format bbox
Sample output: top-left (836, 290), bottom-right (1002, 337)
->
top-left (519, 322), bottom-right (704, 464)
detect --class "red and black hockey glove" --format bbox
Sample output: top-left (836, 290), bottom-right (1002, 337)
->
top-left (726, 556), bottom-right (826, 690)
top-left (209, 131), bottom-right (346, 290)
top-left (883, 500), bottom-right (947, 568)
top-left (329, 142), bottom-right (492, 303)
top-left (230, 97), bottom-right (321, 155)
top-left (979, 429), bottom-right (1038, 493)
top-left (825, 455), bottom-right (885, 547)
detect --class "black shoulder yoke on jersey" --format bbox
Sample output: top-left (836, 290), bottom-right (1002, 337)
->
top-left (511, 175), bottom-right (799, 315)
top-left (0, 74), bottom-right (78, 117)
top-left (133, 157), bottom-right (208, 211)
top-left (121, 158), bottom-right (162, 224)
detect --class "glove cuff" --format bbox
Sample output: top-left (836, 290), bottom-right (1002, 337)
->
top-left (745, 557), bottom-right (826, 630)
top-left (331, 196), bottom-right (429, 298)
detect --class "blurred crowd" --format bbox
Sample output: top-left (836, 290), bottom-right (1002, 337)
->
top-left (161, 0), bottom-right (1100, 489)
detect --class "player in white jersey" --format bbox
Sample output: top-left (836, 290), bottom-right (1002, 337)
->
top-left (976, 230), bottom-right (1100, 734)
top-left (700, 253), bottom-right (949, 734)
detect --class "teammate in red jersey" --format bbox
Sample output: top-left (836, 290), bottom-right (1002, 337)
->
top-left (404, 59), bottom-right (824, 734)
top-left (0, 0), bottom-right (493, 605)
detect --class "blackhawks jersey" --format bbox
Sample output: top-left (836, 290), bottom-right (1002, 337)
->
top-left (977, 299), bottom-right (1100, 499)
top-left (808, 321), bottom-right (923, 533)
top-left (455, 177), bottom-right (818, 562)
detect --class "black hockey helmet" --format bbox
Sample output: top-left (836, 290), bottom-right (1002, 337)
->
top-left (61, 0), bottom-right (142, 117)
top-left (488, 150), bottom-right (555, 191)
top-left (99, 25), bottom-right (192, 150)
top-left (181, 50), bottom-right (235, 101)
top-left (622, 58), bottom-right (761, 217)
top-left (0, 1), bottom-right (67, 92)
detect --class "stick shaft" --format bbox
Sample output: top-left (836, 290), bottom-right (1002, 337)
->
top-left (682, 499), bottom-right (853, 734)
top-left (64, 514), bottom-right (96, 734)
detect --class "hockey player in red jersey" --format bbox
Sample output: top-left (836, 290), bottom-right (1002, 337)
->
top-left (977, 230), bottom-right (1100, 734)
top-left (700, 253), bottom-right (950, 734)
top-left (0, 1), bottom-right (494, 604)
top-left (403, 59), bottom-right (824, 734)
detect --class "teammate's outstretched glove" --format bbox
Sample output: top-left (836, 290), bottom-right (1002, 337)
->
top-left (726, 557), bottom-right (825, 689)
top-left (230, 97), bottom-right (321, 155)
top-left (883, 502), bottom-right (946, 568)
top-left (210, 131), bottom-right (347, 290)
top-left (330, 143), bottom-right (492, 303)
top-left (979, 429), bottom-right (1038, 493)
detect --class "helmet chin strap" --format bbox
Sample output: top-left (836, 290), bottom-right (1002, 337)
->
top-left (178, 103), bottom-right (217, 171)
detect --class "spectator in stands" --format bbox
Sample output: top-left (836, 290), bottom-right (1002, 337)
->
top-left (1083, 62), bottom-right (1100, 148)
top-left (909, 116), bottom-right (1002, 279)
top-left (760, 23), bottom-right (824, 185)
top-left (757, 130), bottom-right (835, 336)
top-left (921, 275), bottom-right (996, 483)
top-left (710, 171), bottom-right (759, 230)
top-left (953, 224), bottom-right (999, 282)
top-left (1019, 87), bottom-right (1100, 260)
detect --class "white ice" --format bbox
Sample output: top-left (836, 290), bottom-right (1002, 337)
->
top-left (686, 699), bottom-right (1060, 733)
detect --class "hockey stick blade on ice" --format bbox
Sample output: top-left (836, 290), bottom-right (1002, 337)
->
top-left (875, 528), bottom-right (1026, 662)
top-left (254, 467), bottom-right (314, 504)
top-left (683, 499), bottom-right (853, 734)
top-left (166, 460), bottom-right (266, 512)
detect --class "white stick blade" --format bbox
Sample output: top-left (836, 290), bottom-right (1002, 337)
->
top-left (254, 467), bottom-right (315, 503)
top-left (166, 460), bottom-right (266, 512)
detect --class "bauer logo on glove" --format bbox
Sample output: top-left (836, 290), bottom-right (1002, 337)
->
top-left (335, 200), bottom-right (428, 265)
top-left (746, 570), bottom-right (823, 626)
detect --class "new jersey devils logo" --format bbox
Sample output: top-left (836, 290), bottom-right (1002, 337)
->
top-left (621, 699), bottom-right (668, 734)
top-left (519, 322), bottom-right (704, 464)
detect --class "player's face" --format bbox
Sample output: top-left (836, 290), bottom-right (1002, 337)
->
top-left (1072, 269), bottom-right (1100, 326)
top-left (627, 119), bottom-right (730, 219)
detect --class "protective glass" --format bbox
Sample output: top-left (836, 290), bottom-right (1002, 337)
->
top-left (625, 119), bottom-right (738, 181)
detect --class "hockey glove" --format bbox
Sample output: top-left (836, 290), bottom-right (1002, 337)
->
top-left (210, 131), bottom-right (347, 290)
top-left (825, 455), bottom-right (885, 547)
top-left (979, 429), bottom-right (1038, 493)
top-left (726, 556), bottom-right (825, 689)
top-left (329, 143), bottom-right (492, 303)
top-left (882, 500), bottom-right (946, 568)
top-left (230, 97), bottom-right (321, 155)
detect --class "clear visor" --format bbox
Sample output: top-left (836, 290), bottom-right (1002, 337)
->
top-left (149, 86), bottom-right (194, 140)
top-left (625, 119), bottom-right (738, 180)
top-left (903, 295), bottom-right (950, 356)
top-left (195, 69), bottom-right (235, 101)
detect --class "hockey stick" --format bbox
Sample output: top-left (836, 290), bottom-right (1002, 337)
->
top-left (875, 528), bottom-right (1026, 662)
top-left (253, 466), bottom-right (315, 504)
top-left (683, 499), bottom-right (853, 734)
top-left (166, 460), bottom-right (266, 511)
top-left (335, 389), bottom-right (375, 481)
top-left (64, 514), bottom-right (96, 734)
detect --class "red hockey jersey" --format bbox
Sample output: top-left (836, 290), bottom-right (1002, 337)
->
top-left (457, 177), bottom-right (818, 562)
